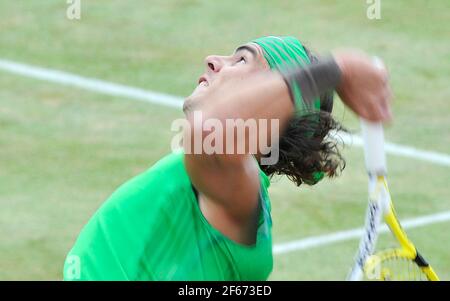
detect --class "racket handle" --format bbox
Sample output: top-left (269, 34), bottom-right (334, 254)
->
top-left (360, 57), bottom-right (387, 175)
top-left (372, 56), bottom-right (385, 71)
top-left (360, 119), bottom-right (387, 175)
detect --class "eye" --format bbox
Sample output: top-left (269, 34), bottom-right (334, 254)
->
top-left (235, 56), bottom-right (246, 65)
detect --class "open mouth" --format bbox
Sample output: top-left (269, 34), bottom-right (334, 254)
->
top-left (198, 76), bottom-right (209, 87)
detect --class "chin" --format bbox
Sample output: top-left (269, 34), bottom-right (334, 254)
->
top-left (183, 95), bottom-right (196, 113)
top-left (184, 88), bottom-right (204, 113)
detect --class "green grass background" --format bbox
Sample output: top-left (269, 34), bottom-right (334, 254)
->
top-left (0, 0), bottom-right (449, 280)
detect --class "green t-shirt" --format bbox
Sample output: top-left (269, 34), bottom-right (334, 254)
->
top-left (63, 152), bottom-right (273, 280)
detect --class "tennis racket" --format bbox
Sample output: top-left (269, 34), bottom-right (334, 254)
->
top-left (347, 58), bottom-right (439, 281)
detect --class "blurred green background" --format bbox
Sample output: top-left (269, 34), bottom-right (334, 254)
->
top-left (0, 0), bottom-right (449, 280)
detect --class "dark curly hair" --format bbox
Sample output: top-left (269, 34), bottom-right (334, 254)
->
top-left (259, 46), bottom-right (346, 186)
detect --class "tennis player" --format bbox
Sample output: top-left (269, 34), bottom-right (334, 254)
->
top-left (63, 36), bottom-right (391, 280)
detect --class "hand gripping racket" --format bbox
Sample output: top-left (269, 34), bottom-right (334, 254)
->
top-left (347, 58), bottom-right (439, 281)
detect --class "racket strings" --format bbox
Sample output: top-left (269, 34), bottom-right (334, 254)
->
top-left (378, 257), bottom-right (427, 281)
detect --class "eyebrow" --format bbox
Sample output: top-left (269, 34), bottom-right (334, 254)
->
top-left (234, 45), bottom-right (257, 58)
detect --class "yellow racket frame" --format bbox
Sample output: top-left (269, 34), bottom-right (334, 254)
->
top-left (363, 176), bottom-right (439, 281)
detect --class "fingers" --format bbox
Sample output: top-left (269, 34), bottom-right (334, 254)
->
top-left (369, 91), bottom-right (392, 122)
top-left (364, 99), bottom-right (385, 122)
top-left (362, 83), bottom-right (392, 122)
top-left (372, 59), bottom-right (392, 122)
top-left (381, 84), bottom-right (393, 121)
top-left (378, 71), bottom-right (393, 121)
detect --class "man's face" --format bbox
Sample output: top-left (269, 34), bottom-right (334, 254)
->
top-left (183, 43), bottom-right (268, 113)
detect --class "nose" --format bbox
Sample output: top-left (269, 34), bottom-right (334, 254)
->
top-left (205, 55), bottom-right (225, 73)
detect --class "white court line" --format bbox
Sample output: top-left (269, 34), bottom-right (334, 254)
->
top-left (338, 132), bottom-right (450, 167)
top-left (0, 59), bottom-right (184, 109)
top-left (1, 58), bottom-right (448, 167)
top-left (1, 58), bottom-right (449, 255)
top-left (273, 210), bottom-right (450, 255)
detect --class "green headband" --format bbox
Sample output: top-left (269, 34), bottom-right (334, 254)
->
top-left (252, 36), bottom-right (324, 185)
top-left (252, 36), bottom-right (321, 113)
